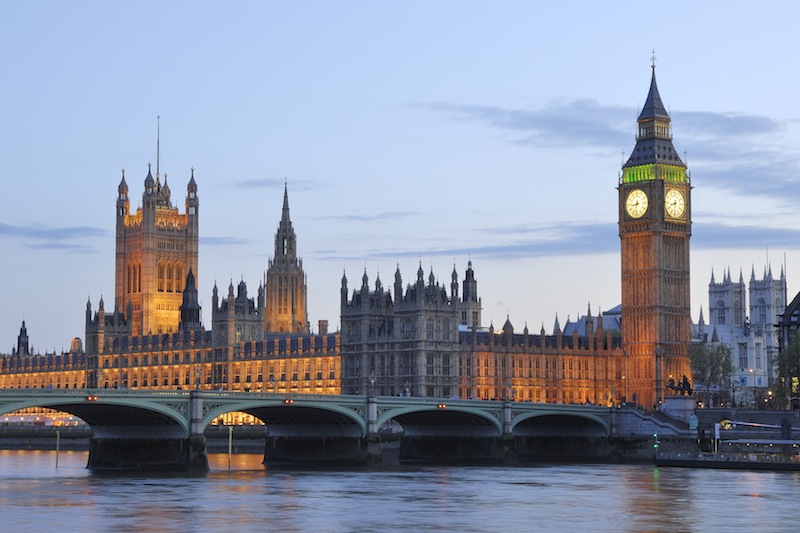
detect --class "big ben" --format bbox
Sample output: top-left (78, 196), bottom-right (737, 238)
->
top-left (619, 62), bottom-right (692, 407)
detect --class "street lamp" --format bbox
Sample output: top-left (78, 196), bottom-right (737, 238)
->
top-left (194, 365), bottom-right (202, 390)
top-left (369, 372), bottom-right (376, 397)
top-left (403, 381), bottom-right (410, 397)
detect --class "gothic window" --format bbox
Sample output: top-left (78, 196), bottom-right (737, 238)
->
top-left (738, 343), bottom-right (748, 369)
top-left (442, 354), bottom-right (450, 376)
top-left (176, 264), bottom-right (183, 292)
top-left (442, 319), bottom-right (450, 341)
top-left (278, 278), bottom-right (288, 315)
top-left (426, 319), bottom-right (434, 340)
top-left (758, 298), bottom-right (767, 324)
top-left (158, 263), bottom-right (165, 292)
top-left (716, 300), bottom-right (725, 325)
top-left (166, 263), bottom-right (173, 292)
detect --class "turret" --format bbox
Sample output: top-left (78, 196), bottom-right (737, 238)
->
top-left (16, 321), bottom-right (30, 356)
top-left (179, 269), bottom-right (203, 331)
top-left (394, 265), bottom-right (403, 303)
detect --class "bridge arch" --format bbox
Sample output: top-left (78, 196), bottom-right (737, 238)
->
top-left (202, 398), bottom-right (367, 438)
top-left (377, 405), bottom-right (503, 437)
top-left (0, 391), bottom-right (191, 438)
top-left (511, 411), bottom-right (610, 438)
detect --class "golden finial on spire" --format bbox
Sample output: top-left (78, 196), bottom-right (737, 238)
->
top-left (651, 50), bottom-right (657, 70)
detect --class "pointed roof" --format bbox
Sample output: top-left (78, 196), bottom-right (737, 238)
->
top-left (281, 181), bottom-right (291, 225)
top-left (188, 167), bottom-right (197, 193)
top-left (118, 168), bottom-right (128, 194)
top-left (638, 66), bottom-right (669, 121)
top-left (144, 163), bottom-right (155, 189)
top-left (623, 64), bottom-right (685, 170)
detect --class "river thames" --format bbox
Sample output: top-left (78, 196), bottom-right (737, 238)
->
top-left (0, 450), bottom-right (797, 532)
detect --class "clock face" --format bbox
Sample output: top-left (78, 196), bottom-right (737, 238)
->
top-left (665, 188), bottom-right (686, 218)
top-left (625, 189), bottom-right (648, 218)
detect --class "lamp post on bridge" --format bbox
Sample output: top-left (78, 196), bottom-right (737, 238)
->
top-left (369, 372), bottom-right (376, 398)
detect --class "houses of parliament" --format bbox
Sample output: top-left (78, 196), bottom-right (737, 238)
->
top-left (0, 67), bottom-right (692, 409)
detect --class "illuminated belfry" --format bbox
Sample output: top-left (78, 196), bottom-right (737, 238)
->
top-left (115, 165), bottom-right (199, 336)
top-left (263, 184), bottom-right (308, 333)
top-left (618, 59), bottom-right (692, 406)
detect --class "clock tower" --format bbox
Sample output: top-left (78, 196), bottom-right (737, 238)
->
top-left (619, 63), bottom-right (692, 407)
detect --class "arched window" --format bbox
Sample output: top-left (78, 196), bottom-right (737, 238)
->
top-left (758, 298), bottom-right (767, 324)
top-left (166, 263), bottom-right (173, 292)
top-left (175, 263), bottom-right (183, 293)
top-left (157, 263), bottom-right (165, 292)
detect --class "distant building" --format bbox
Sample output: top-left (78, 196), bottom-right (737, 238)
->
top-left (698, 266), bottom-right (786, 402)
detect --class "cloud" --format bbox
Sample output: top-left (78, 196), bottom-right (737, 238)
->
top-left (200, 236), bottom-right (255, 246)
top-left (320, 211), bottom-right (420, 222)
top-left (692, 223), bottom-right (800, 251)
top-left (0, 222), bottom-right (106, 241)
top-left (419, 100), bottom-right (631, 150)
top-left (235, 178), bottom-right (321, 191)
top-left (25, 242), bottom-right (98, 253)
top-left (676, 110), bottom-right (781, 138)
top-left (316, 220), bottom-right (800, 262)
top-left (423, 100), bottom-right (800, 204)
top-left (0, 222), bottom-right (105, 253)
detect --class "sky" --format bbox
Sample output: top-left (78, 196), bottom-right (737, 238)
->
top-left (3, 1), bottom-right (800, 352)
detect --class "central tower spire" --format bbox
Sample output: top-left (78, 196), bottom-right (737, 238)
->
top-left (264, 183), bottom-right (308, 333)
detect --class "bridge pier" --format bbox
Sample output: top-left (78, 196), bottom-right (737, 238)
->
top-left (188, 390), bottom-right (209, 471)
top-left (85, 390), bottom-right (208, 472)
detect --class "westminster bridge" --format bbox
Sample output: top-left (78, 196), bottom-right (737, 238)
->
top-left (0, 389), bottom-right (687, 470)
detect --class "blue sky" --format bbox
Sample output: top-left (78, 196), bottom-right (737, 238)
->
top-left (3, 1), bottom-right (800, 351)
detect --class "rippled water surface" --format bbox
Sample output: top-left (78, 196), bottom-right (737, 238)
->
top-left (0, 450), bottom-right (797, 532)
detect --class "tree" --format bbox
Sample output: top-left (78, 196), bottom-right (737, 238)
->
top-left (689, 343), bottom-right (732, 406)
top-left (774, 333), bottom-right (800, 409)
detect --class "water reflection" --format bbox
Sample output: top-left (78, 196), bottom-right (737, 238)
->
top-left (1, 451), bottom-right (799, 532)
